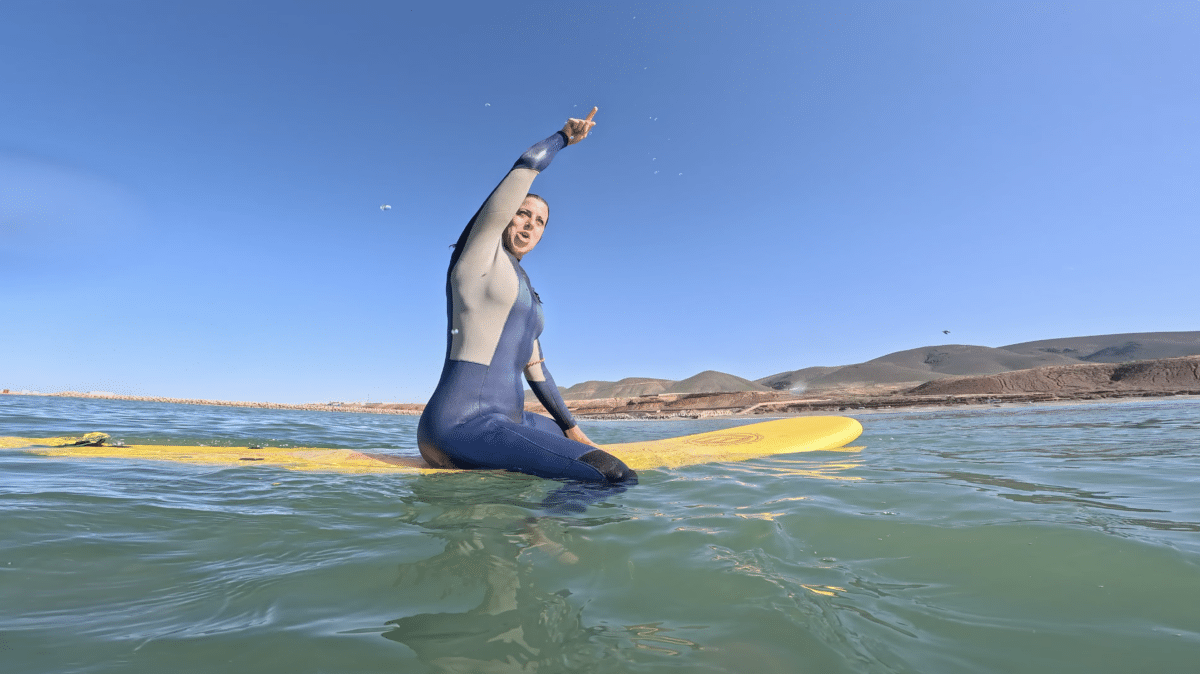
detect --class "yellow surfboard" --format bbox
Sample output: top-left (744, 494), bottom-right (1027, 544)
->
top-left (2, 416), bottom-right (862, 475)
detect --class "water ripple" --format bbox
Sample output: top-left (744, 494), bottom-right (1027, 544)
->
top-left (4, 396), bottom-right (1200, 672)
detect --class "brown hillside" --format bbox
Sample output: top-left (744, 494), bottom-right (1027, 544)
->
top-left (753, 331), bottom-right (1200, 394)
top-left (666, 370), bottom-right (771, 395)
top-left (755, 366), bottom-right (845, 391)
top-left (1001, 332), bottom-right (1200, 363)
top-left (907, 356), bottom-right (1200, 396)
top-left (556, 332), bottom-right (1200, 402)
top-left (561, 377), bottom-right (674, 400)
top-left (865, 344), bottom-right (1079, 375)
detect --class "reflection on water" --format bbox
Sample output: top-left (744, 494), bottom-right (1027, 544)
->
top-left (383, 475), bottom-right (626, 672)
top-left (377, 471), bottom-right (845, 673)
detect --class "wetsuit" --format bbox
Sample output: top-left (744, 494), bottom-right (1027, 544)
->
top-left (417, 131), bottom-right (635, 483)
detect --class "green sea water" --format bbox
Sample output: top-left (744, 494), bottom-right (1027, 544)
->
top-left (2, 395), bottom-right (1199, 673)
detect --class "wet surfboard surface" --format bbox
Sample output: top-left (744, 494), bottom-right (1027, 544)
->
top-left (2, 416), bottom-right (863, 475)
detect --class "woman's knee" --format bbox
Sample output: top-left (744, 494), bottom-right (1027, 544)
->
top-left (578, 449), bottom-right (638, 483)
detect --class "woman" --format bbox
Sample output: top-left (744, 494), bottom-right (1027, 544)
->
top-left (417, 108), bottom-right (636, 483)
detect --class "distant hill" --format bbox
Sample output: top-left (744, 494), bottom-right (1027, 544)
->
top-left (754, 332), bottom-right (1200, 393)
top-left (557, 371), bottom-right (768, 400)
top-left (551, 331), bottom-right (1200, 400)
top-left (908, 355), bottom-right (1200, 397)
top-left (1001, 332), bottom-right (1200, 363)
top-left (560, 377), bottom-right (673, 400)
top-left (865, 344), bottom-right (1080, 375)
top-left (755, 366), bottom-right (843, 392)
top-left (750, 345), bottom-right (1071, 392)
top-left (665, 370), bottom-right (771, 395)
top-left (794, 362), bottom-right (951, 389)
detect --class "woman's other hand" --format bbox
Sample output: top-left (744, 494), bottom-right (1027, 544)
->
top-left (564, 424), bottom-right (602, 449)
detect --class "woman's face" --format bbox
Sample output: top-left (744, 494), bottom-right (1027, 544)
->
top-left (502, 196), bottom-right (547, 260)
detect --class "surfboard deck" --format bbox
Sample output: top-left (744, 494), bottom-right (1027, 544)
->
top-left (2, 416), bottom-right (862, 475)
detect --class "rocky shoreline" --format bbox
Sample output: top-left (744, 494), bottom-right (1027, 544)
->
top-left (546, 388), bottom-right (1200, 420)
top-left (7, 356), bottom-right (1198, 420)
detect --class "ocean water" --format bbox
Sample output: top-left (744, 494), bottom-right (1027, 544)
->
top-left (2, 395), bottom-right (1199, 673)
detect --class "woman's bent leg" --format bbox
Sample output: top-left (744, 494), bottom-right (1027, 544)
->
top-left (436, 414), bottom-right (635, 482)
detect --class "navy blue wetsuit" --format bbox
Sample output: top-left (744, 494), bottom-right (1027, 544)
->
top-left (417, 131), bottom-right (635, 483)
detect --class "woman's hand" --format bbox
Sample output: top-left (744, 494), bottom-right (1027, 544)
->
top-left (564, 424), bottom-right (602, 449)
top-left (562, 107), bottom-right (597, 145)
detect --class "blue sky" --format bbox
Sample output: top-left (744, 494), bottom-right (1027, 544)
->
top-left (3, 0), bottom-right (1198, 404)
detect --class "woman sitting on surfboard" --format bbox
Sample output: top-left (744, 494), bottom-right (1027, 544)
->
top-left (417, 109), bottom-right (637, 483)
